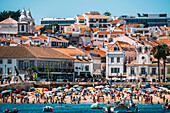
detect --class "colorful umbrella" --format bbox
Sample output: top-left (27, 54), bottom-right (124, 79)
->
top-left (22, 91), bottom-right (27, 93)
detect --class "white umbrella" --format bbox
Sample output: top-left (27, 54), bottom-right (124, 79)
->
top-left (73, 85), bottom-right (79, 88)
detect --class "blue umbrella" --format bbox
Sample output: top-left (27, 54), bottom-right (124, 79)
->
top-left (7, 90), bottom-right (12, 92)
top-left (107, 89), bottom-right (114, 91)
top-left (30, 87), bottom-right (35, 89)
top-left (1, 91), bottom-right (6, 93)
top-left (102, 89), bottom-right (106, 92)
top-left (139, 90), bottom-right (146, 93)
top-left (57, 87), bottom-right (63, 90)
top-left (168, 85), bottom-right (170, 88)
top-left (34, 93), bottom-right (39, 95)
top-left (76, 87), bottom-right (81, 90)
top-left (22, 91), bottom-right (27, 93)
top-left (144, 83), bottom-right (150, 86)
top-left (63, 86), bottom-right (67, 89)
top-left (112, 84), bottom-right (117, 87)
top-left (161, 85), bottom-right (164, 87)
top-left (52, 88), bottom-right (59, 92)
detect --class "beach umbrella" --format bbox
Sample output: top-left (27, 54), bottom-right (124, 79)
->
top-left (30, 87), bottom-right (35, 89)
top-left (7, 90), bottom-right (12, 92)
top-left (64, 89), bottom-right (69, 91)
top-left (57, 87), bottom-right (63, 90)
top-left (139, 90), bottom-right (146, 93)
top-left (97, 93), bottom-right (103, 97)
top-left (17, 94), bottom-right (21, 98)
top-left (144, 83), bottom-right (150, 86)
top-left (168, 85), bottom-right (170, 88)
top-left (102, 89), bottom-right (106, 92)
top-left (63, 86), bottom-right (67, 89)
top-left (87, 87), bottom-right (95, 90)
top-left (76, 87), bottom-right (81, 90)
top-left (22, 91), bottom-right (27, 93)
top-left (52, 88), bottom-right (58, 92)
top-left (95, 86), bottom-right (103, 89)
top-left (73, 85), bottom-right (79, 88)
top-left (1, 90), bottom-right (7, 94)
top-left (112, 84), bottom-right (117, 87)
top-left (105, 85), bottom-right (110, 88)
top-left (34, 93), bottom-right (39, 95)
top-left (127, 90), bottom-right (132, 93)
top-left (16, 89), bottom-right (19, 91)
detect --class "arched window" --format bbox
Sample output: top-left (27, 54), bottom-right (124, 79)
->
top-left (21, 25), bottom-right (24, 31)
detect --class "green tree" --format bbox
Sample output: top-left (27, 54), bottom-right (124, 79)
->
top-left (103, 11), bottom-right (111, 16)
top-left (161, 44), bottom-right (169, 82)
top-left (47, 23), bottom-right (59, 33)
top-left (44, 66), bottom-right (54, 81)
top-left (26, 66), bottom-right (38, 81)
top-left (0, 10), bottom-right (21, 21)
top-left (152, 45), bottom-right (163, 82)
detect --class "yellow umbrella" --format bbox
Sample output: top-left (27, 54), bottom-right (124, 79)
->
top-left (64, 89), bottom-right (69, 91)
top-left (87, 87), bottom-right (96, 90)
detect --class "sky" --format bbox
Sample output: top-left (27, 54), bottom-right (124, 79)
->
top-left (0, 0), bottom-right (170, 24)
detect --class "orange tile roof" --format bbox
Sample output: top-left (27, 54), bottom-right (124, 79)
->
top-left (76, 15), bottom-right (86, 20)
top-left (55, 37), bottom-right (68, 42)
top-left (32, 34), bottom-right (48, 40)
top-left (114, 27), bottom-right (123, 31)
top-left (111, 31), bottom-right (125, 34)
top-left (97, 31), bottom-right (111, 35)
top-left (157, 39), bottom-right (170, 45)
top-left (52, 48), bottom-right (84, 56)
top-left (72, 24), bottom-right (88, 28)
top-left (0, 37), bottom-right (7, 41)
top-left (107, 41), bottom-right (134, 51)
top-left (110, 20), bottom-right (122, 24)
top-left (85, 14), bottom-right (111, 19)
top-left (35, 25), bottom-right (45, 30)
top-left (80, 28), bottom-right (99, 35)
top-left (0, 17), bottom-right (18, 24)
top-left (120, 24), bottom-right (142, 28)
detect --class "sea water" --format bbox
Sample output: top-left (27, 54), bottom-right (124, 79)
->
top-left (0, 103), bottom-right (167, 113)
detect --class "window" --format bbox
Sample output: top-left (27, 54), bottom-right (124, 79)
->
top-left (131, 67), bottom-right (134, 75)
top-left (141, 68), bottom-right (146, 74)
top-left (8, 59), bottom-right (12, 64)
top-left (161, 69), bottom-right (164, 75)
top-left (111, 57), bottom-right (114, 63)
top-left (19, 61), bottom-right (23, 69)
top-left (94, 34), bottom-right (97, 37)
top-left (99, 35), bottom-right (103, 38)
top-left (21, 25), bottom-right (24, 31)
top-left (152, 68), bottom-right (156, 75)
top-left (0, 68), bottom-right (3, 74)
top-left (85, 65), bottom-right (89, 71)
top-left (117, 57), bottom-right (120, 63)
top-left (24, 62), bottom-right (29, 69)
top-left (167, 67), bottom-right (170, 74)
top-left (30, 61), bottom-right (34, 67)
top-left (0, 59), bottom-right (2, 64)
top-left (111, 68), bottom-right (120, 73)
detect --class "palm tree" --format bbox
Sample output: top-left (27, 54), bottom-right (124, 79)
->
top-left (44, 66), bottom-right (54, 81)
top-left (161, 44), bottom-right (169, 82)
top-left (152, 45), bottom-right (162, 82)
top-left (26, 66), bottom-right (38, 81)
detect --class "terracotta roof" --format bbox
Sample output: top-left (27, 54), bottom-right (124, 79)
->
top-left (97, 31), bottom-right (110, 35)
top-left (35, 25), bottom-right (45, 30)
top-left (0, 17), bottom-right (18, 24)
top-left (72, 24), bottom-right (88, 28)
top-left (32, 34), bottom-right (48, 40)
top-left (85, 14), bottom-right (111, 19)
top-left (157, 39), bottom-right (170, 45)
top-left (75, 58), bottom-right (90, 63)
top-left (76, 15), bottom-right (85, 20)
top-left (110, 20), bottom-right (122, 24)
top-left (0, 37), bottom-right (7, 41)
top-left (120, 24), bottom-right (143, 28)
top-left (34, 25), bottom-right (45, 32)
top-left (80, 28), bottom-right (99, 35)
top-left (107, 41), bottom-right (134, 51)
top-left (0, 46), bottom-right (74, 59)
top-left (52, 48), bottom-right (84, 56)
top-left (55, 37), bottom-right (68, 42)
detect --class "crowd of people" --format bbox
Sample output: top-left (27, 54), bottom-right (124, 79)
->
top-left (0, 84), bottom-right (169, 106)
